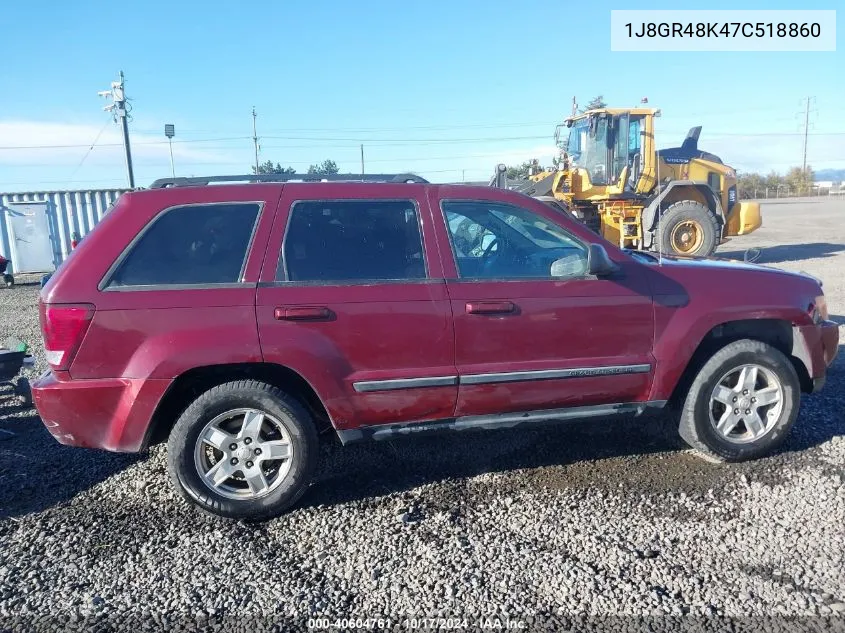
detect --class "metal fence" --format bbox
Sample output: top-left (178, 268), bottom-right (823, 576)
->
top-left (0, 188), bottom-right (129, 273)
top-left (739, 186), bottom-right (845, 199)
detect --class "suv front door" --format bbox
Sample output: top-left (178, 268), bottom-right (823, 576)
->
top-left (430, 188), bottom-right (655, 418)
top-left (256, 184), bottom-right (456, 434)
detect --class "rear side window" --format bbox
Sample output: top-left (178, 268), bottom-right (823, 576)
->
top-left (280, 200), bottom-right (426, 282)
top-left (107, 203), bottom-right (260, 288)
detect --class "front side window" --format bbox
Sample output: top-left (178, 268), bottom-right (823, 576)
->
top-left (107, 203), bottom-right (260, 288)
top-left (443, 201), bottom-right (588, 280)
top-left (628, 116), bottom-right (642, 154)
top-left (281, 200), bottom-right (426, 282)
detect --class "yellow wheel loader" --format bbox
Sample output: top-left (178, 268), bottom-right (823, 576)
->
top-left (492, 107), bottom-right (761, 257)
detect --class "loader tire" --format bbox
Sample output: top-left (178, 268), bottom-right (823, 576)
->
top-left (656, 200), bottom-right (719, 258)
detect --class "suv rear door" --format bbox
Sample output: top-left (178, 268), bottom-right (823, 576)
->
top-left (429, 186), bottom-right (656, 418)
top-left (256, 183), bottom-right (456, 432)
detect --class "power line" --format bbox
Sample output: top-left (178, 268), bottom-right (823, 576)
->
top-left (130, 121), bottom-right (556, 135)
top-left (259, 134), bottom-right (552, 143)
top-left (66, 120), bottom-right (111, 182)
top-left (5, 130), bottom-right (845, 152)
top-left (124, 106), bottom-right (798, 136)
top-left (0, 136), bottom-right (253, 150)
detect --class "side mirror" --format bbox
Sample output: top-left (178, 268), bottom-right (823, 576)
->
top-left (587, 244), bottom-right (619, 277)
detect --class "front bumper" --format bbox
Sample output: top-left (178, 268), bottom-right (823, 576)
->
top-left (792, 320), bottom-right (839, 393)
top-left (31, 371), bottom-right (171, 452)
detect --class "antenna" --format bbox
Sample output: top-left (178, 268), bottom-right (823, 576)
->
top-left (252, 107), bottom-right (260, 175)
top-left (655, 117), bottom-right (662, 266)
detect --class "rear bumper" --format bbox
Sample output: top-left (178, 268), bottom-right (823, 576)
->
top-left (31, 371), bottom-right (171, 452)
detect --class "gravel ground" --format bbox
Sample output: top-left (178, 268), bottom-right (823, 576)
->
top-left (1, 198), bottom-right (843, 632)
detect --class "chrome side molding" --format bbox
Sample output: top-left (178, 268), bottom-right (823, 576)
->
top-left (352, 375), bottom-right (458, 393)
top-left (352, 363), bottom-right (651, 393)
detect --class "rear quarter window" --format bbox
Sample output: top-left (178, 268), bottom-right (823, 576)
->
top-left (105, 202), bottom-right (260, 288)
top-left (279, 199), bottom-right (426, 282)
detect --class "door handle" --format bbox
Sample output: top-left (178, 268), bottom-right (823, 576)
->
top-left (465, 301), bottom-right (516, 315)
top-left (274, 306), bottom-right (333, 321)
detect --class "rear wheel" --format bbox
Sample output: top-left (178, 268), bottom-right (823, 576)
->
top-left (676, 339), bottom-right (801, 462)
top-left (166, 380), bottom-right (318, 520)
top-left (656, 200), bottom-right (719, 257)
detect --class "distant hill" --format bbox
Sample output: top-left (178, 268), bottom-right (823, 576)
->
top-left (815, 168), bottom-right (845, 182)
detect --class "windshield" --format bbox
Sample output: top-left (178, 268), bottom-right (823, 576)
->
top-left (563, 116), bottom-right (609, 184)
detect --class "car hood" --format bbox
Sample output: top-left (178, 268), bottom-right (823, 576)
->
top-left (626, 250), bottom-right (822, 285)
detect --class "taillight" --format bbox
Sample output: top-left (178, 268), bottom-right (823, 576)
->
top-left (39, 303), bottom-right (94, 371)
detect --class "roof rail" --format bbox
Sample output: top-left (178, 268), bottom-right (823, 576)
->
top-left (148, 173), bottom-right (429, 188)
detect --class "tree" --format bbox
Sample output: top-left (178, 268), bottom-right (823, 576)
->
top-left (764, 170), bottom-right (783, 192)
top-left (506, 159), bottom-right (543, 179)
top-left (579, 95), bottom-right (607, 113)
top-left (736, 167), bottom-right (815, 197)
top-left (252, 160), bottom-right (295, 175)
top-left (785, 165), bottom-right (814, 195)
top-left (307, 159), bottom-right (339, 176)
top-left (737, 171), bottom-right (764, 198)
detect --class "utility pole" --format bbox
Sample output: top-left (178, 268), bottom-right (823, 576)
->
top-left (252, 107), bottom-right (260, 174)
top-left (801, 96), bottom-right (810, 174)
top-left (99, 71), bottom-right (135, 188)
top-left (360, 144), bottom-right (365, 176)
top-left (571, 95), bottom-right (577, 116)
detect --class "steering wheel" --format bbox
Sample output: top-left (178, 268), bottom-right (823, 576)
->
top-left (482, 238), bottom-right (499, 259)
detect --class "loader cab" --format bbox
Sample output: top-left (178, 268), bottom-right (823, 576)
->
top-left (560, 110), bottom-right (651, 196)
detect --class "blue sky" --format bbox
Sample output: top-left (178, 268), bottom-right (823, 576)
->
top-left (0, 0), bottom-right (842, 190)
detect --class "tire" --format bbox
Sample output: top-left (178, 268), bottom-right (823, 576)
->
top-left (655, 200), bottom-right (719, 257)
top-left (166, 380), bottom-right (318, 521)
top-left (676, 339), bottom-right (801, 462)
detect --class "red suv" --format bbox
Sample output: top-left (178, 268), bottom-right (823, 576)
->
top-left (33, 174), bottom-right (839, 520)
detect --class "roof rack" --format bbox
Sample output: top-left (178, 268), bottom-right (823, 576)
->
top-left (148, 173), bottom-right (429, 189)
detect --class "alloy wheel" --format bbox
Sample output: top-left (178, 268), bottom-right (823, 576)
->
top-left (193, 408), bottom-right (294, 500)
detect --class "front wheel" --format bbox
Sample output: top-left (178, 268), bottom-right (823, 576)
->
top-left (676, 339), bottom-right (801, 462)
top-left (166, 380), bottom-right (318, 520)
top-left (655, 200), bottom-right (719, 257)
